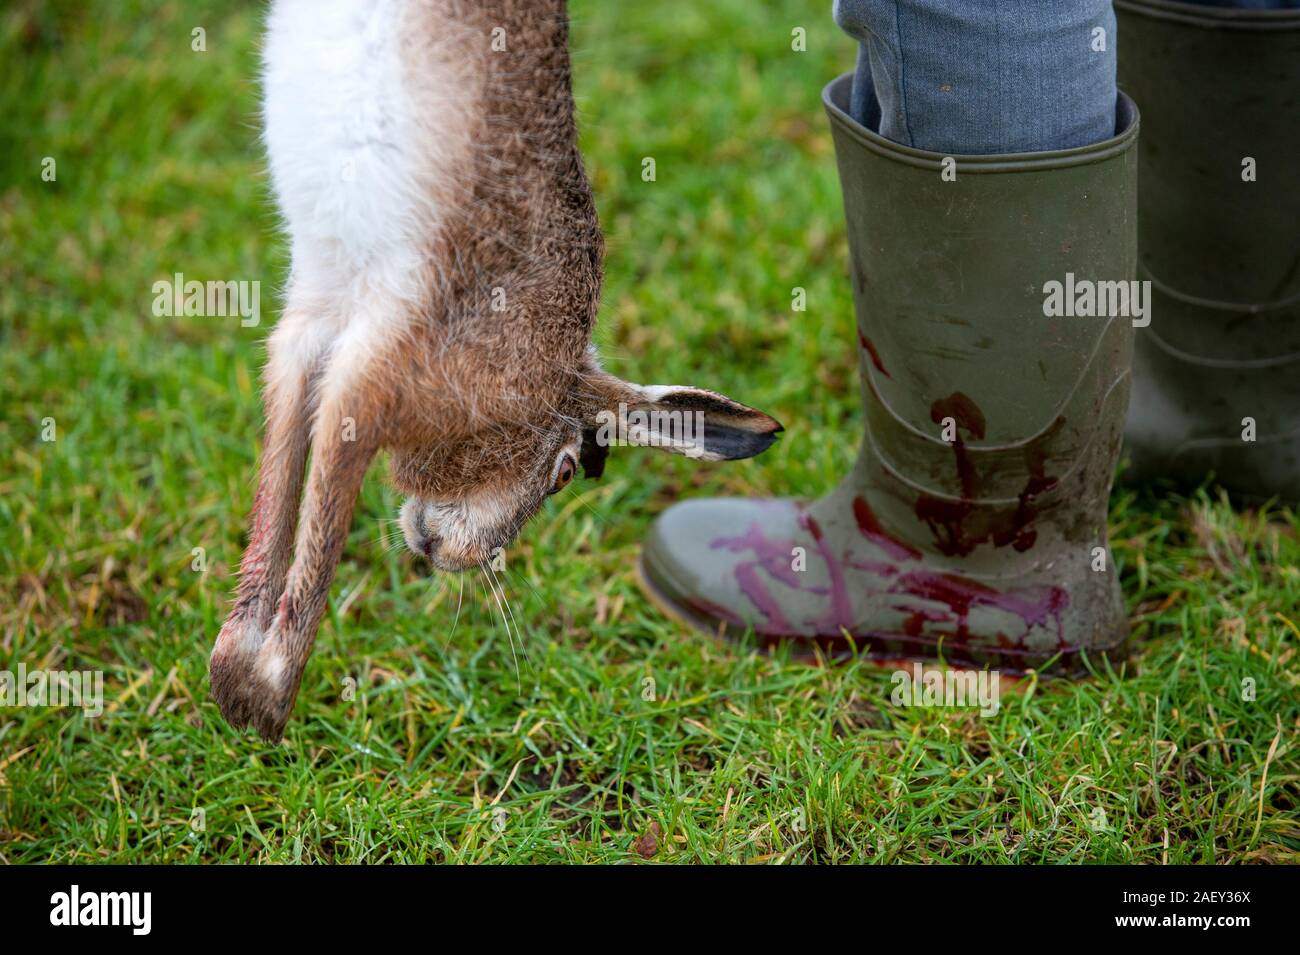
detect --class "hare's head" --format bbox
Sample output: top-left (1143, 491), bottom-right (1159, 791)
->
top-left (391, 358), bottom-right (781, 571)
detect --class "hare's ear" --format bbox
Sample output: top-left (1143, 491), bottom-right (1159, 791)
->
top-left (580, 368), bottom-right (782, 462)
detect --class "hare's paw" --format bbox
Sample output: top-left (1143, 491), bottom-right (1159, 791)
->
top-left (208, 614), bottom-right (267, 731)
top-left (243, 637), bottom-right (303, 744)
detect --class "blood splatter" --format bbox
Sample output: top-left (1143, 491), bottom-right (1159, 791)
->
top-left (889, 569), bottom-right (1068, 647)
top-left (915, 395), bottom-right (1063, 557)
top-left (853, 495), bottom-right (922, 561)
top-left (709, 504), bottom-right (1069, 653)
top-left (930, 391), bottom-right (987, 442)
top-left (913, 495), bottom-right (978, 557)
top-left (858, 332), bottom-right (892, 378)
top-left (800, 513), bottom-right (854, 632)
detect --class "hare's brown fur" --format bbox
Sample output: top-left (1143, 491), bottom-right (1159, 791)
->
top-left (211, 0), bottom-right (779, 741)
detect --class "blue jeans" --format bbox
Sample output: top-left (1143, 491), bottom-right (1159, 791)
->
top-left (834, 0), bottom-right (1298, 154)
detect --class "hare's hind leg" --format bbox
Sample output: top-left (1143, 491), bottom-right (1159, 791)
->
top-left (210, 310), bottom-right (326, 729)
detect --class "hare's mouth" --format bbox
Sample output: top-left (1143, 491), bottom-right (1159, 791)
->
top-left (404, 524), bottom-right (480, 573)
top-left (399, 497), bottom-right (512, 573)
top-left (421, 545), bottom-right (480, 574)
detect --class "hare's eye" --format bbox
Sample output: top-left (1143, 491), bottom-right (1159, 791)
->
top-left (549, 454), bottom-right (576, 495)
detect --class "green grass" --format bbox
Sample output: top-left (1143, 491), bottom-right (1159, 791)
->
top-left (1, 0), bottom-right (1296, 864)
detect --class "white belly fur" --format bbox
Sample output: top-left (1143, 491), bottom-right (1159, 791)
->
top-left (262, 0), bottom-right (450, 308)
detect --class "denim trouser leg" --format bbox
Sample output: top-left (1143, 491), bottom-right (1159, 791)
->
top-left (833, 0), bottom-right (1299, 155)
top-left (833, 0), bottom-right (1118, 154)
top-left (1186, 0), bottom-right (1300, 7)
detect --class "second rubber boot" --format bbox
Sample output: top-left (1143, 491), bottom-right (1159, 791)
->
top-left (1117, 0), bottom-right (1300, 502)
top-left (638, 74), bottom-right (1141, 673)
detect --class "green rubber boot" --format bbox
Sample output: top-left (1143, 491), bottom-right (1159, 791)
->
top-left (638, 74), bottom-right (1140, 672)
top-left (1117, 0), bottom-right (1300, 502)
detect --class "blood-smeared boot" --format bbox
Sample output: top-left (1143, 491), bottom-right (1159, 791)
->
top-left (638, 73), bottom-right (1141, 673)
top-left (1116, 0), bottom-right (1300, 502)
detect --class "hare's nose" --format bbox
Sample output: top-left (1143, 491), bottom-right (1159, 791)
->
top-left (420, 535), bottom-right (440, 559)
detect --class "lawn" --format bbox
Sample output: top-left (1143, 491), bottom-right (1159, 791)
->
top-left (1, 0), bottom-right (1296, 863)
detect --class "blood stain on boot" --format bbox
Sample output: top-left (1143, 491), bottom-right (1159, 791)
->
top-left (912, 393), bottom-right (984, 555)
top-left (931, 392), bottom-right (987, 442)
top-left (998, 416), bottom-right (1067, 552)
top-left (891, 569), bottom-right (1069, 648)
top-left (913, 495), bottom-right (978, 557)
top-left (998, 475), bottom-right (1058, 552)
top-left (800, 513), bottom-right (855, 632)
top-left (711, 522), bottom-right (807, 633)
top-left (901, 606), bottom-right (948, 638)
top-left (931, 391), bottom-right (985, 496)
top-left (852, 495), bottom-right (921, 561)
top-left (706, 501), bottom-right (1071, 659)
top-left (733, 563), bottom-right (796, 633)
top-left (858, 332), bottom-right (892, 378)
top-left (914, 395), bottom-right (1064, 557)
top-left (712, 522), bottom-right (802, 588)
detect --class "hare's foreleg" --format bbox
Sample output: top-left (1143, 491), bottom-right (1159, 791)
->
top-left (240, 364), bottom-right (380, 742)
top-left (210, 311), bottom-right (325, 729)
